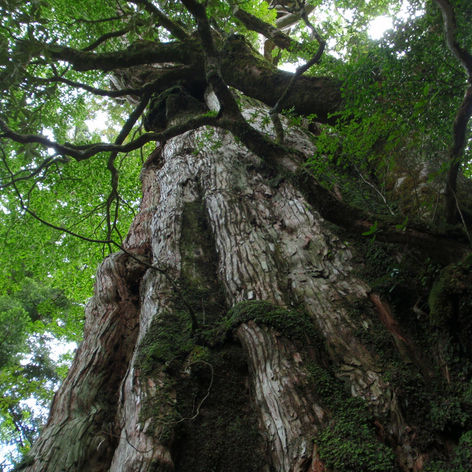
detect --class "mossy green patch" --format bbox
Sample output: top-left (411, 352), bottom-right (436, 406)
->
top-left (218, 300), bottom-right (323, 345)
top-left (136, 311), bottom-right (194, 376)
top-left (307, 364), bottom-right (397, 472)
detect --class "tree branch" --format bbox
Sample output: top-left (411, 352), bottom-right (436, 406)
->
top-left (433, 0), bottom-right (472, 223)
top-left (104, 91), bottom-right (152, 240)
top-left (0, 113), bottom-right (218, 161)
top-left (181, 0), bottom-right (241, 118)
top-left (43, 39), bottom-right (197, 71)
top-left (129, 0), bottom-right (190, 41)
top-left (269, 7), bottom-right (325, 142)
top-left (275, 5), bottom-right (315, 29)
top-left (82, 27), bottom-right (134, 52)
top-left (70, 14), bottom-right (129, 24)
top-left (293, 169), bottom-right (470, 264)
top-left (220, 35), bottom-right (341, 123)
top-left (233, 6), bottom-right (302, 53)
top-left (434, 0), bottom-right (472, 73)
top-left (0, 153), bottom-right (69, 190)
top-left (30, 64), bottom-right (197, 100)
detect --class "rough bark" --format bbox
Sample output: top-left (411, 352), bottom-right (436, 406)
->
top-left (23, 107), bottom-right (465, 472)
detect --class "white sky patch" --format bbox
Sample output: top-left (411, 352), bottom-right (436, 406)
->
top-left (48, 339), bottom-right (77, 363)
top-left (368, 15), bottom-right (393, 40)
top-left (42, 127), bottom-right (57, 156)
top-left (85, 110), bottom-right (110, 133)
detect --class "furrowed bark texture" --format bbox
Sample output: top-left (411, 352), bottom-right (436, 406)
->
top-left (26, 114), bottom-right (422, 471)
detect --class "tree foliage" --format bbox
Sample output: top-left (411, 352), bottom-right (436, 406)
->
top-left (0, 0), bottom-right (471, 468)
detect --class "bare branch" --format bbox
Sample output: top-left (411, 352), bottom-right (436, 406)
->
top-left (0, 154), bottom-right (69, 190)
top-left (29, 75), bottom-right (143, 98)
top-left (104, 91), bottom-right (152, 240)
top-left (71, 14), bottom-right (129, 24)
top-left (0, 151), bottom-right (113, 245)
top-left (269, 7), bottom-right (325, 142)
top-left (30, 64), bottom-right (196, 100)
top-left (274, 6), bottom-right (315, 29)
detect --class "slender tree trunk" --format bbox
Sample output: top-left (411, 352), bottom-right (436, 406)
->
top-left (24, 109), bottom-right (435, 472)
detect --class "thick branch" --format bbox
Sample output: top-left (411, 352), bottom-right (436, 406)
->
top-left (82, 27), bottom-right (133, 52)
top-left (181, 0), bottom-right (216, 56)
top-left (276, 5), bottom-right (315, 29)
top-left (233, 7), bottom-right (301, 53)
top-left (293, 170), bottom-right (470, 264)
top-left (181, 0), bottom-right (301, 162)
top-left (71, 14), bottom-right (129, 24)
top-left (44, 39), bottom-right (197, 71)
top-left (434, 0), bottom-right (472, 73)
top-left (221, 35), bottom-right (341, 123)
top-left (26, 36), bottom-right (340, 123)
top-left (180, 0), bottom-right (243, 119)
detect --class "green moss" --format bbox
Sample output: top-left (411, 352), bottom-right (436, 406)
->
top-left (219, 300), bottom-right (323, 345)
top-left (136, 311), bottom-right (194, 376)
top-left (306, 364), bottom-right (397, 472)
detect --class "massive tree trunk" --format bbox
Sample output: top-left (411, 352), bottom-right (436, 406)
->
top-left (21, 104), bottom-right (468, 472)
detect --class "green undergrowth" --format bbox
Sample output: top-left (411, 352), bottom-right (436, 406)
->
top-left (307, 364), bottom-right (397, 472)
top-left (352, 238), bottom-right (472, 464)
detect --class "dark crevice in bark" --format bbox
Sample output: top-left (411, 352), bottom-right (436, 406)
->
top-left (171, 342), bottom-right (267, 472)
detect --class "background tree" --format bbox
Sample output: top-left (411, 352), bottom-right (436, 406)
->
top-left (0, 0), bottom-right (471, 471)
